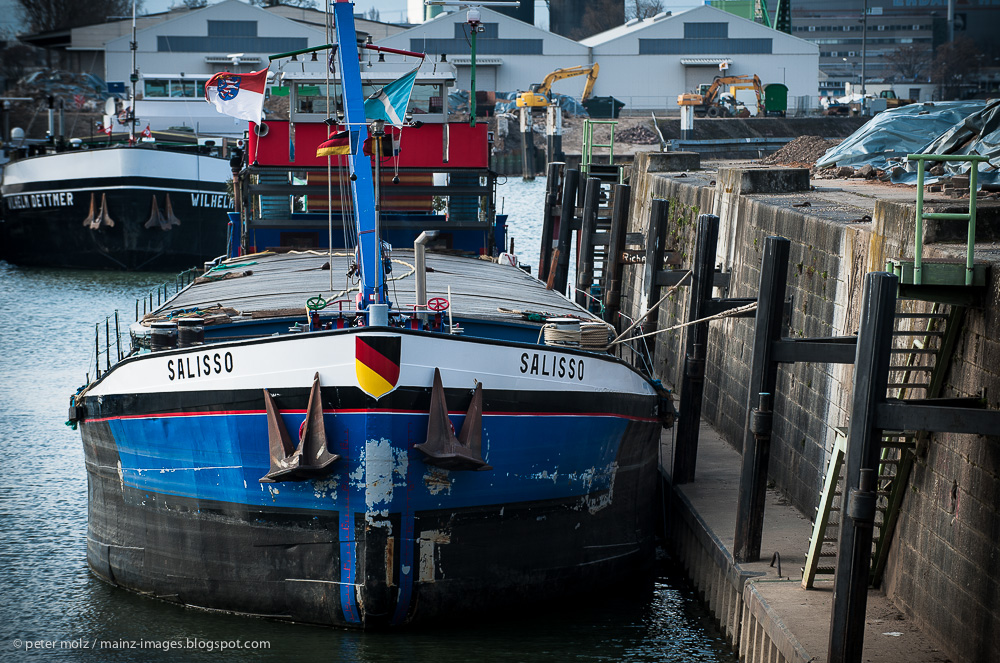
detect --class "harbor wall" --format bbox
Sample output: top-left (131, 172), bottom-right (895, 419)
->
top-left (624, 153), bottom-right (1000, 662)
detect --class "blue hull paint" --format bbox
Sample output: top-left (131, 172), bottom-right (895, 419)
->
top-left (109, 410), bottom-right (630, 511)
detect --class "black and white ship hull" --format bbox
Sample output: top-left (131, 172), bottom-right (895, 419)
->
top-left (1, 146), bottom-right (232, 270)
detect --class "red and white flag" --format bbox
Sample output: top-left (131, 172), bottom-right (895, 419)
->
top-left (142, 124), bottom-right (152, 138)
top-left (204, 69), bottom-right (269, 122)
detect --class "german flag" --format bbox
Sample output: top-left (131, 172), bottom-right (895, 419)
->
top-left (316, 129), bottom-right (351, 157)
top-left (355, 336), bottom-right (401, 398)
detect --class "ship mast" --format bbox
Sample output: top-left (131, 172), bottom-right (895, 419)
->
top-left (129, 0), bottom-right (138, 145)
top-left (332, 0), bottom-right (381, 318)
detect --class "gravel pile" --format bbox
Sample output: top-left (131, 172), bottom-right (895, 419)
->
top-left (616, 125), bottom-right (659, 144)
top-left (762, 135), bottom-right (842, 166)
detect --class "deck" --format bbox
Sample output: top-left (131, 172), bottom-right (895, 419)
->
top-left (158, 250), bottom-right (593, 326)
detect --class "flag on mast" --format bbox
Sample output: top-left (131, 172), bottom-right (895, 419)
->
top-left (204, 69), bottom-right (269, 122)
top-left (316, 129), bottom-right (352, 157)
top-left (363, 69), bottom-right (417, 127)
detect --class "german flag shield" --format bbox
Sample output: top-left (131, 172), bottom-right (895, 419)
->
top-left (355, 336), bottom-right (401, 399)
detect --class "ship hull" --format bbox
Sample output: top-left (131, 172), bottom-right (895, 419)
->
top-left (79, 329), bottom-right (663, 627)
top-left (1, 148), bottom-right (232, 270)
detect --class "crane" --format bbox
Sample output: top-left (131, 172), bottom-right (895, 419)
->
top-left (516, 64), bottom-right (600, 108)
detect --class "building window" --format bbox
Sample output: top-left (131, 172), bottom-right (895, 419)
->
top-left (639, 38), bottom-right (772, 54)
top-left (157, 36), bottom-right (308, 52)
top-left (683, 22), bottom-right (728, 39)
top-left (410, 37), bottom-right (542, 55)
top-left (207, 21), bottom-right (257, 37)
top-left (453, 23), bottom-right (499, 39)
top-left (144, 78), bottom-right (208, 98)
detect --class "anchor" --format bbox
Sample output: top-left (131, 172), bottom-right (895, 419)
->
top-left (83, 193), bottom-right (114, 229)
top-left (415, 368), bottom-right (491, 471)
top-left (144, 194), bottom-right (180, 230)
top-left (260, 372), bottom-right (340, 483)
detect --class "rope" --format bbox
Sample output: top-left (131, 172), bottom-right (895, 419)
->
top-left (605, 301), bottom-right (758, 348)
top-left (607, 270), bottom-right (692, 347)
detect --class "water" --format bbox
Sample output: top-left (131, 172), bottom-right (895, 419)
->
top-left (0, 184), bottom-right (734, 661)
top-left (497, 176), bottom-right (547, 277)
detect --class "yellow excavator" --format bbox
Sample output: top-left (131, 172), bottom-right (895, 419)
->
top-left (516, 64), bottom-right (600, 108)
top-left (689, 74), bottom-right (763, 117)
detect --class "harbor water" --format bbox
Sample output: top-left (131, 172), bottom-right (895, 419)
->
top-left (0, 177), bottom-right (734, 662)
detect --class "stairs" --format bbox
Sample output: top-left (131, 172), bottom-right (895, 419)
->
top-left (801, 302), bottom-right (965, 588)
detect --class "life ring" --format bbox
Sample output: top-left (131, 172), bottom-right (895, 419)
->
top-left (427, 297), bottom-right (449, 312)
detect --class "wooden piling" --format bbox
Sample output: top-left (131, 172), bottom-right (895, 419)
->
top-left (553, 168), bottom-right (580, 295)
top-left (575, 177), bottom-right (601, 308)
top-left (673, 214), bottom-right (720, 484)
top-left (733, 236), bottom-right (790, 563)
top-left (537, 162), bottom-right (563, 281)
top-left (602, 183), bottom-right (631, 327)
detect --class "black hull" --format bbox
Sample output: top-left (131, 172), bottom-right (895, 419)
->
top-left (1, 187), bottom-right (230, 270)
top-left (82, 415), bottom-right (661, 627)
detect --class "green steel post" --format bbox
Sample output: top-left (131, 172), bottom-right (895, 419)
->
top-left (470, 28), bottom-right (477, 128)
top-left (914, 158), bottom-right (925, 285)
top-left (967, 161), bottom-right (977, 285)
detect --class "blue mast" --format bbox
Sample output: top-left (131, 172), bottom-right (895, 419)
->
top-left (333, 0), bottom-right (382, 311)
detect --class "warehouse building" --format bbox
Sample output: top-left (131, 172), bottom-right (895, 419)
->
top-left (378, 5), bottom-right (819, 113)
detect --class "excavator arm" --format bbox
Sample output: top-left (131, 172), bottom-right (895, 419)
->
top-left (518, 64), bottom-right (600, 108)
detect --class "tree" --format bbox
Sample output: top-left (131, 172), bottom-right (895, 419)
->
top-left (366, 7), bottom-right (380, 22)
top-left (182, 0), bottom-right (209, 8)
top-left (15, 0), bottom-right (141, 33)
top-left (885, 44), bottom-right (931, 82)
top-left (625, 0), bottom-right (664, 20)
top-left (932, 37), bottom-right (984, 99)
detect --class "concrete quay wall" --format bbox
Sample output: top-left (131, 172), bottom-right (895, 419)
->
top-left (623, 153), bottom-right (1000, 662)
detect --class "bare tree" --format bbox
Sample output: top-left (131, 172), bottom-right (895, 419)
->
top-left (625, 0), bottom-right (664, 20)
top-left (885, 44), bottom-right (931, 82)
top-left (366, 7), bottom-right (380, 22)
top-left (15, 0), bottom-right (141, 33)
top-left (182, 0), bottom-right (209, 8)
top-left (932, 37), bottom-right (984, 99)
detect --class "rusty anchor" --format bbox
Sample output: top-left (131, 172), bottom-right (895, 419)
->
top-left (414, 368), bottom-right (491, 472)
top-left (83, 192), bottom-right (114, 230)
top-left (260, 372), bottom-right (340, 483)
top-left (144, 193), bottom-right (181, 231)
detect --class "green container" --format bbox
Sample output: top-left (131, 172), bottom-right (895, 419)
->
top-left (763, 83), bottom-right (788, 117)
top-left (583, 96), bottom-right (625, 119)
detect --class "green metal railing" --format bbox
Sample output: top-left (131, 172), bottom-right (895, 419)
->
top-left (908, 153), bottom-right (991, 286)
top-left (581, 119), bottom-right (618, 179)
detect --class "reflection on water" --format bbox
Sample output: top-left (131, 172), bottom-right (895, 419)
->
top-left (0, 256), bottom-right (733, 662)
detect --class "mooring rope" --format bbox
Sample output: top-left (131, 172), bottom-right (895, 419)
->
top-left (605, 300), bottom-right (758, 348)
top-left (607, 270), bottom-right (692, 347)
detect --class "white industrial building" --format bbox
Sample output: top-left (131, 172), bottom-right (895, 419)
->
top-left (582, 5), bottom-right (818, 111)
top-left (378, 5), bottom-right (819, 112)
top-left (376, 7), bottom-right (590, 99)
top-left (101, 0), bottom-right (327, 134)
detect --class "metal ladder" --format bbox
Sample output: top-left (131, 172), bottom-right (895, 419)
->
top-left (801, 302), bottom-right (964, 588)
top-left (581, 119), bottom-right (620, 182)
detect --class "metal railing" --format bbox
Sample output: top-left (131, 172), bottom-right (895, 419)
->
top-left (907, 153), bottom-right (991, 286)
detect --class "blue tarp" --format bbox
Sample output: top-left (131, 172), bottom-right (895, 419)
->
top-left (816, 99), bottom-right (1000, 185)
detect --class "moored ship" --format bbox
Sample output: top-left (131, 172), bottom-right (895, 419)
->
top-left (71, 1), bottom-right (671, 627)
top-left (1, 142), bottom-right (235, 270)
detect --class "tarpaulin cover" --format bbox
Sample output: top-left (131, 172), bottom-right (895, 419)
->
top-left (890, 98), bottom-right (1000, 185)
top-left (816, 100), bottom-right (985, 171)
